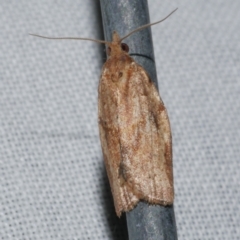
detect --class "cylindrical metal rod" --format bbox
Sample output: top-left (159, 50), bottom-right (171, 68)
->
top-left (99, 1), bottom-right (177, 239)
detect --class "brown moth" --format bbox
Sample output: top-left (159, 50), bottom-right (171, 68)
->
top-left (98, 9), bottom-right (176, 217)
top-left (99, 38), bottom-right (173, 217)
top-left (30, 8), bottom-right (177, 217)
top-left (98, 35), bottom-right (173, 216)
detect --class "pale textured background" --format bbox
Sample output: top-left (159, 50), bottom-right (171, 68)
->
top-left (1, 1), bottom-right (239, 239)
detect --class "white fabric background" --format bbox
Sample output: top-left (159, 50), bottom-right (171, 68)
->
top-left (1, 1), bottom-right (239, 239)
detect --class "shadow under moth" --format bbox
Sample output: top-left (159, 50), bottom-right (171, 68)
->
top-left (30, 8), bottom-right (177, 217)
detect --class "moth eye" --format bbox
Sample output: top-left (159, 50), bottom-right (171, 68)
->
top-left (121, 43), bottom-right (129, 52)
top-left (107, 47), bottom-right (111, 55)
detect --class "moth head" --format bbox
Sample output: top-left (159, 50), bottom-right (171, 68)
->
top-left (106, 31), bottom-right (130, 57)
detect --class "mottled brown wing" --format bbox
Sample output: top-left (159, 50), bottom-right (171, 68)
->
top-left (117, 62), bottom-right (174, 203)
top-left (98, 60), bottom-right (173, 217)
top-left (98, 60), bottom-right (139, 217)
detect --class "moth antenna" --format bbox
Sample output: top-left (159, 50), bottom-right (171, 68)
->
top-left (120, 8), bottom-right (178, 42)
top-left (29, 34), bottom-right (110, 45)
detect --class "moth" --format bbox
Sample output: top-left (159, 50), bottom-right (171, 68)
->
top-left (30, 8), bottom-right (177, 217)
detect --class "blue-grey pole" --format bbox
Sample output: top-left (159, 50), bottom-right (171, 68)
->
top-left (99, 1), bottom-right (178, 239)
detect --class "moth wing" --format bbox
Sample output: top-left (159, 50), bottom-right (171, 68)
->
top-left (98, 66), bottom-right (139, 217)
top-left (98, 61), bottom-right (173, 217)
top-left (117, 62), bottom-right (173, 207)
